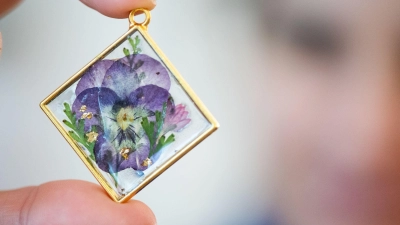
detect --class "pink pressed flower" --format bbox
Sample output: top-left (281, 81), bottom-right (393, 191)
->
top-left (163, 100), bottom-right (191, 133)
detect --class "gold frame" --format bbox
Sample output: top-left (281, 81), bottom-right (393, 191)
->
top-left (40, 9), bottom-right (219, 203)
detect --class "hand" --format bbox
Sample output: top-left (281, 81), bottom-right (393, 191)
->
top-left (0, 0), bottom-right (21, 18)
top-left (0, 180), bottom-right (156, 225)
top-left (0, 2), bottom-right (157, 224)
top-left (0, 0), bottom-right (156, 54)
top-left (80, 0), bottom-right (156, 18)
top-left (0, 0), bottom-right (156, 18)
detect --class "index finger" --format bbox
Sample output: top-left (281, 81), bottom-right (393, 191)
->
top-left (80, 0), bottom-right (156, 18)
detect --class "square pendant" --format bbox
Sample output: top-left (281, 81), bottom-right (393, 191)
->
top-left (40, 11), bottom-right (218, 203)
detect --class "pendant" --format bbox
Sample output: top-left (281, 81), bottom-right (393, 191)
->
top-left (40, 9), bottom-right (218, 203)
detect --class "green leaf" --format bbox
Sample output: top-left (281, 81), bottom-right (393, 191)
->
top-left (141, 118), bottom-right (155, 144)
top-left (63, 104), bottom-right (72, 120)
top-left (155, 103), bottom-right (167, 135)
top-left (127, 35), bottom-right (142, 54)
top-left (71, 114), bottom-right (76, 127)
top-left (63, 120), bottom-right (74, 130)
top-left (91, 125), bottom-right (98, 133)
top-left (151, 134), bottom-right (175, 157)
top-left (142, 102), bottom-right (172, 158)
top-left (165, 134), bottom-right (175, 144)
top-left (69, 131), bottom-right (82, 143)
top-left (85, 126), bottom-right (97, 160)
top-left (63, 102), bottom-right (71, 112)
top-left (77, 119), bottom-right (85, 137)
top-left (63, 102), bottom-right (77, 125)
top-left (87, 143), bottom-right (95, 160)
top-left (141, 117), bottom-right (156, 155)
top-left (63, 102), bottom-right (97, 161)
top-left (128, 37), bottom-right (135, 49)
top-left (123, 48), bottom-right (130, 56)
top-left (155, 111), bottom-right (161, 127)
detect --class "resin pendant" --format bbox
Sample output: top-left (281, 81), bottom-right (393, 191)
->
top-left (40, 9), bottom-right (218, 203)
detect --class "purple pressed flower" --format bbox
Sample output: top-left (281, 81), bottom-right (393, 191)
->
top-left (94, 133), bottom-right (151, 172)
top-left (75, 60), bottom-right (114, 97)
top-left (75, 54), bottom-right (171, 97)
top-left (72, 54), bottom-right (173, 172)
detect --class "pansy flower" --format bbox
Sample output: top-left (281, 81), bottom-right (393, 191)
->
top-left (68, 53), bottom-right (191, 174)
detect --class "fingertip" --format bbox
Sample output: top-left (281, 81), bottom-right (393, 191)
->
top-left (80, 0), bottom-right (156, 18)
top-left (12, 180), bottom-right (156, 225)
top-left (124, 200), bottom-right (157, 225)
top-left (0, 0), bottom-right (22, 18)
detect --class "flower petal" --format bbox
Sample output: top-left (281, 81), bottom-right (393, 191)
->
top-left (101, 60), bottom-right (141, 98)
top-left (163, 101), bottom-right (191, 133)
top-left (129, 85), bottom-right (170, 113)
top-left (174, 119), bottom-right (191, 132)
top-left (72, 87), bottom-right (120, 131)
top-left (176, 110), bottom-right (189, 121)
top-left (118, 139), bottom-right (151, 171)
top-left (94, 133), bottom-right (152, 172)
top-left (119, 54), bottom-right (171, 91)
top-left (75, 60), bottom-right (114, 96)
top-left (174, 104), bottom-right (185, 115)
top-left (94, 134), bottom-right (120, 173)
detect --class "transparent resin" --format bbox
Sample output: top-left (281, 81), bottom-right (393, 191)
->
top-left (46, 30), bottom-right (212, 199)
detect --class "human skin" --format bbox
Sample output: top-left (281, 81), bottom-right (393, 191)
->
top-left (0, 1), bottom-right (157, 225)
top-left (0, 180), bottom-right (156, 225)
top-left (0, 0), bottom-right (156, 54)
top-left (0, 0), bottom-right (22, 18)
top-left (264, 0), bottom-right (400, 225)
top-left (0, 0), bottom-right (155, 18)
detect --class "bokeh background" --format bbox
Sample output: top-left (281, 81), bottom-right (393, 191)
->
top-left (0, 1), bottom-right (272, 224)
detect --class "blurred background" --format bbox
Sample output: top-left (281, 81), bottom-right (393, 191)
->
top-left (0, 1), bottom-right (272, 224)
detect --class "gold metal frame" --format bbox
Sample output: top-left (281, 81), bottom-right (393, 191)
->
top-left (40, 9), bottom-right (219, 203)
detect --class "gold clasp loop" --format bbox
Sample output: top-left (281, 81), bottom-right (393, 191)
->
top-left (129, 9), bottom-right (151, 30)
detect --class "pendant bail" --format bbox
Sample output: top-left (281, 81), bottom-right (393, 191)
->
top-left (129, 9), bottom-right (151, 30)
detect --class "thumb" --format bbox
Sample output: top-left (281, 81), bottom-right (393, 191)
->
top-left (0, 180), bottom-right (157, 225)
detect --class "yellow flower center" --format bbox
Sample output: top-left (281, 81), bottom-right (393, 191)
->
top-left (116, 107), bottom-right (135, 130)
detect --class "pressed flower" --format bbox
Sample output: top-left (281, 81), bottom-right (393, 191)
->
top-left (43, 28), bottom-right (218, 200)
top-left (66, 53), bottom-right (190, 174)
top-left (163, 97), bottom-right (191, 134)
